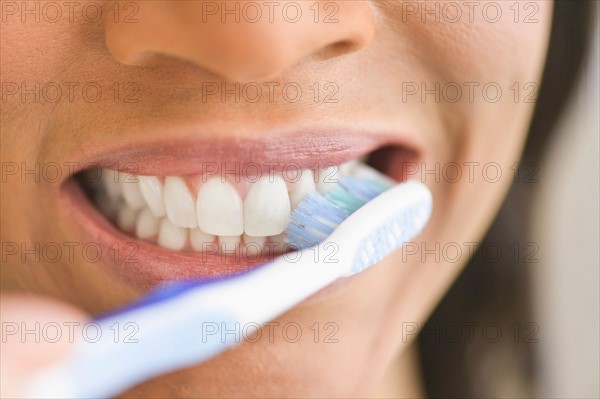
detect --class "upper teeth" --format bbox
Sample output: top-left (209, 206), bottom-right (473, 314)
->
top-left (244, 175), bottom-right (291, 236)
top-left (91, 159), bottom-right (377, 254)
top-left (196, 178), bottom-right (244, 236)
top-left (290, 169), bottom-right (316, 208)
top-left (164, 176), bottom-right (198, 228)
top-left (138, 176), bottom-right (166, 217)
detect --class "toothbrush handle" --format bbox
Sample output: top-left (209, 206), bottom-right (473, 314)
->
top-left (28, 250), bottom-right (341, 399)
top-left (28, 300), bottom-right (240, 398)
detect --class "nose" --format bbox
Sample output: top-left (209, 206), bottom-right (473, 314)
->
top-left (104, 0), bottom-right (376, 81)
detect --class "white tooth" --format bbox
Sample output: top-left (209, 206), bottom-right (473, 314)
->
top-left (219, 236), bottom-right (241, 253)
top-left (135, 208), bottom-right (160, 239)
top-left (196, 178), bottom-right (244, 236)
top-left (290, 169), bottom-right (316, 208)
top-left (138, 176), bottom-right (166, 217)
top-left (316, 166), bottom-right (340, 193)
top-left (117, 205), bottom-right (138, 232)
top-left (339, 159), bottom-right (359, 176)
top-left (119, 172), bottom-right (145, 210)
top-left (158, 219), bottom-right (187, 250)
top-left (243, 234), bottom-right (265, 257)
top-left (164, 176), bottom-right (198, 228)
top-left (244, 176), bottom-right (291, 236)
top-left (101, 169), bottom-right (122, 199)
top-left (190, 228), bottom-right (215, 252)
top-left (352, 163), bottom-right (396, 186)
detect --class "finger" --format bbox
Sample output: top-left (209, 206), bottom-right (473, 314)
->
top-left (0, 294), bottom-right (89, 397)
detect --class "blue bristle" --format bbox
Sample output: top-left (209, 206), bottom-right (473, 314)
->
top-left (340, 177), bottom-right (391, 202)
top-left (285, 177), bottom-right (390, 249)
top-left (285, 193), bottom-right (349, 249)
top-left (323, 185), bottom-right (365, 214)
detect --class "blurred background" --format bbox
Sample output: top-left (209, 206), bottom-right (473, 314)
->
top-left (419, 9), bottom-right (599, 398)
top-left (531, 13), bottom-right (599, 398)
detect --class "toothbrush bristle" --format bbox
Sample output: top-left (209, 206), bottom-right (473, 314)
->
top-left (285, 177), bottom-right (393, 249)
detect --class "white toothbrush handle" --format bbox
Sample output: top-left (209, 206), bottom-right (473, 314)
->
top-left (27, 248), bottom-right (343, 399)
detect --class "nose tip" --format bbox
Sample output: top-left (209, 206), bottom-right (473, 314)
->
top-left (104, 1), bottom-right (376, 82)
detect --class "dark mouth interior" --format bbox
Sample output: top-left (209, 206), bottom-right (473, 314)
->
top-left (75, 169), bottom-right (105, 200)
top-left (366, 145), bottom-right (418, 182)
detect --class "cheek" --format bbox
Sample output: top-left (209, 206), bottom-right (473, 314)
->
top-left (415, 1), bottom-right (553, 79)
top-left (378, 1), bottom-right (553, 289)
top-left (1, 19), bottom-right (93, 163)
top-left (421, 1), bottom-right (553, 165)
top-left (452, 2), bottom-right (553, 163)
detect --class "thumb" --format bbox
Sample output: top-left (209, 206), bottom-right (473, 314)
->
top-left (0, 294), bottom-right (89, 398)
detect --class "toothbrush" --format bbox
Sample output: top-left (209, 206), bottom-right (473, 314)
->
top-left (27, 177), bottom-right (432, 398)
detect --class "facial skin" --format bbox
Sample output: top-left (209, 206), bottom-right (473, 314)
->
top-left (1, 1), bottom-right (552, 397)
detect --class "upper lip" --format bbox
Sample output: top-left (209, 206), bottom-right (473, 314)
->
top-left (58, 124), bottom-right (423, 179)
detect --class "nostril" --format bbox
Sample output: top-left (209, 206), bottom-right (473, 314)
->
top-left (317, 40), bottom-right (361, 60)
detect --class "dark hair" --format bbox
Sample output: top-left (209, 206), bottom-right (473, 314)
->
top-left (419, 1), bottom-right (597, 397)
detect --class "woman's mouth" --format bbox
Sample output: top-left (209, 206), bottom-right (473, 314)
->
top-left (61, 132), bottom-right (421, 289)
top-left (82, 159), bottom-right (387, 255)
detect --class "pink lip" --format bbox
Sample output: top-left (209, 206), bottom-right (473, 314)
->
top-left (59, 127), bottom-right (423, 290)
top-left (61, 124), bottom-right (423, 177)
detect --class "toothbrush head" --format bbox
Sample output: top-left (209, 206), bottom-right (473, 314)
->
top-left (285, 176), bottom-right (391, 250)
top-left (286, 177), bottom-right (432, 276)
